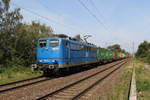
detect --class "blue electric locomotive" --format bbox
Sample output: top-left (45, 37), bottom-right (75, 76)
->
top-left (33, 37), bottom-right (98, 74)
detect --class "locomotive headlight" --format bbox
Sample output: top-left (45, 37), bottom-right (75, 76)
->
top-left (45, 48), bottom-right (48, 50)
top-left (52, 60), bottom-right (57, 63)
top-left (52, 60), bottom-right (56, 62)
top-left (39, 60), bottom-right (42, 62)
top-left (52, 47), bottom-right (59, 50)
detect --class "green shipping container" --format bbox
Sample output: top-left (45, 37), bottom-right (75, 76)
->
top-left (97, 48), bottom-right (107, 60)
top-left (97, 48), bottom-right (114, 60)
top-left (122, 53), bottom-right (126, 58)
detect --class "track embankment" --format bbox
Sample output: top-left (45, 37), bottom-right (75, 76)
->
top-left (0, 59), bottom-right (129, 100)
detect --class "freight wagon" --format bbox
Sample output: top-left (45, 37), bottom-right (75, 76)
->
top-left (97, 48), bottom-right (114, 63)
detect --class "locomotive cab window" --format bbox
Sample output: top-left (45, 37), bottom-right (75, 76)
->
top-left (39, 40), bottom-right (46, 48)
top-left (50, 40), bottom-right (59, 47)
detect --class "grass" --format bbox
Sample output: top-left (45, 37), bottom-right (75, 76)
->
top-left (106, 66), bottom-right (132, 100)
top-left (135, 60), bottom-right (150, 100)
top-left (0, 65), bottom-right (42, 84)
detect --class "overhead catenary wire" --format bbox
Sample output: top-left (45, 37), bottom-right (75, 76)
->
top-left (83, 0), bottom-right (122, 46)
top-left (36, 0), bottom-right (91, 38)
top-left (89, 0), bottom-right (107, 24)
top-left (11, 2), bottom-right (84, 34)
top-left (77, 0), bottom-right (110, 32)
top-left (89, 0), bottom-right (116, 33)
top-left (37, 0), bottom-right (51, 12)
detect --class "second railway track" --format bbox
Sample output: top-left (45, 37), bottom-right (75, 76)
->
top-left (0, 76), bottom-right (52, 93)
top-left (35, 60), bottom-right (128, 100)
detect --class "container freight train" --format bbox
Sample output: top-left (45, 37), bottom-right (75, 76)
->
top-left (32, 37), bottom-right (128, 75)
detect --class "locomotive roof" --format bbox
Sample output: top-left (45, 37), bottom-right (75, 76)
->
top-left (38, 37), bottom-right (97, 48)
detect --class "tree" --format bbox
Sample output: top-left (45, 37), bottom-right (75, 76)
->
top-left (74, 34), bottom-right (81, 40)
top-left (136, 41), bottom-right (150, 63)
top-left (13, 21), bottom-right (54, 65)
top-left (107, 44), bottom-right (122, 52)
top-left (136, 41), bottom-right (150, 57)
top-left (0, 0), bottom-right (22, 65)
top-left (54, 34), bottom-right (68, 38)
top-left (0, 0), bottom-right (54, 66)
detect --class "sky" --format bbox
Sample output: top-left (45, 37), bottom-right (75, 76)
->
top-left (10, 0), bottom-right (150, 53)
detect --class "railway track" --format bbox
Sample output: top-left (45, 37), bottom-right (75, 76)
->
top-left (35, 60), bottom-right (127, 100)
top-left (0, 76), bottom-right (52, 93)
top-left (0, 76), bottom-right (43, 87)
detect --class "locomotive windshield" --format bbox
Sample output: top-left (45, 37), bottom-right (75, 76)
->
top-left (39, 40), bottom-right (46, 48)
top-left (50, 39), bottom-right (59, 47)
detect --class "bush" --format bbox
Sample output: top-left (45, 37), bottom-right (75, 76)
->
top-left (136, 41), bottom-right (150, 64)
top-left (0, 65), bottom-right (41, 84)
top-left (137, 80), bottom-right (150, 92)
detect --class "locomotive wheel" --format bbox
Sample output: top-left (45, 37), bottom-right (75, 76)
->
top-left (43, 69), bottom-right (54, 76)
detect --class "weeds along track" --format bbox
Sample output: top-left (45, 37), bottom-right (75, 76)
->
top-left (35, 60), bottom-right (127, 100)
top-left (0, 76), bottom-right (43, 87)
top-left (0, 76), bottom-right (52, 93)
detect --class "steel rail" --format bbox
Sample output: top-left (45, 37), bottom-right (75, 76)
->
top-left (35, 60), bottom-right (126, 100)
top-left (71, 62), bottom-right (127, 100)
top-left (0, 76), bottom-right (43, 87)
top-left (0, 77), bottom-right (52, 93)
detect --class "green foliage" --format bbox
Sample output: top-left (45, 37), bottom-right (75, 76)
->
top-left (0, 0), bottom-right (22, 65)
top-left (136, 41), bottom-right (150, 63)
top-left (54, 34), bottom-right (68, 38)
top-left (0, 0), bottom-right (54, 67)
top-left (1, 0), bottom-right (10, 10)
top-left (107, 44), bottom-right (126, 53)
top-left (111, 69), bottom-right (131, 100)
top-left (137, 80), bottom-right (150, 92)
top-left (135, 61), bottom-right (150, 100)
top-left (74, 34), bottom-right (82, 41)
top-left (0, 65), bottom-right (41, 84)
top-left (0, 0), bottom-right (81, 69)
top-left (98, 67), bottom-right (132, 100)
top-left (13, 22), bottom-right (54, 65)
